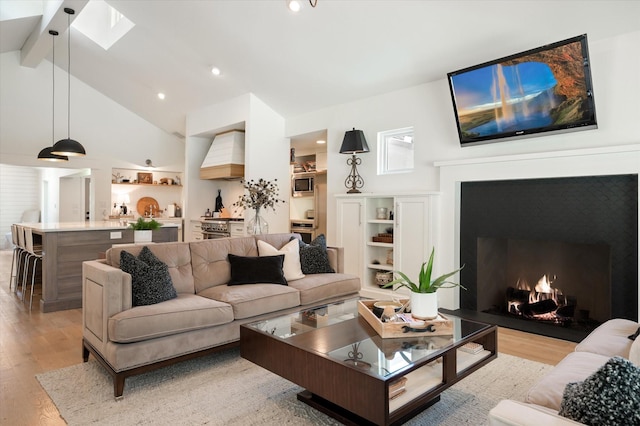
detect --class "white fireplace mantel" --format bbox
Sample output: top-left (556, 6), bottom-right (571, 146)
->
top-left (435, 144), bottom-right (640, 316)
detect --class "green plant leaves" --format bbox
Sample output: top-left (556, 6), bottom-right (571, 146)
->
top-left (382, 247), bottom-right (465, 294)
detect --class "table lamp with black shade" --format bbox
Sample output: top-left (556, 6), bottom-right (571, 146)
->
top-left (339, 128), bottom-right (370, 194)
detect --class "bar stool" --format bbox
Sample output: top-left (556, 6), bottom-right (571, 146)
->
top-left (21, 227), bottom-right (43, 311)
top-left (15, 225), bottom-right (30, 298)
top-left (9, 224), bottom-right (25, 292)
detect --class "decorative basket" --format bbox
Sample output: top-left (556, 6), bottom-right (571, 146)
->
top-left (372, 233), bottom-right (393, 243)
top-left (375, 271), bottom-right (394, 286)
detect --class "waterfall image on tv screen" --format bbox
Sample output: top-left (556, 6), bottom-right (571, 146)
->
top-left (447, 35), bottom-right (597, 146)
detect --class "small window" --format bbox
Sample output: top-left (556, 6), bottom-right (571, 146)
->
top-left (377, 127), bottom-right (414, 175)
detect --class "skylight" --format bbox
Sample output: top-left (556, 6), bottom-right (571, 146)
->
top-left (72, 0), bottom-right (134, 50)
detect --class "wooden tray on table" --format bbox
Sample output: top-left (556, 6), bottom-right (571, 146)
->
top-left (358, 300), bottom-right (454, 338)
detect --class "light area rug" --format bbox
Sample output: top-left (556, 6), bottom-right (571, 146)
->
top-left (37, 349), bottom-right (552, 425)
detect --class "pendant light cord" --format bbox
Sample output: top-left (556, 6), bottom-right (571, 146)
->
top-left (67, 11), bottom-right (71, 141)
top-left (52, 32), bottom-right (55, 144)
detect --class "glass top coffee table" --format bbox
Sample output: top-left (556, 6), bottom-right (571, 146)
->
top-left (240, 298), bottom-right (497, 426)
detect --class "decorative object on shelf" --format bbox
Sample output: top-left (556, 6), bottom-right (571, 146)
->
top-left (376, 207), bottom-right (388, 219)
top-left (136, 197), bottom-right (160, 217)
top-left (38, 30), bottom-right (68, 162)
top-left (129, 217), bottom-right (161, 243)
top-left (233, 178), bottom-right (285, 235)
top-left (339, 128), bottom-right (369, 194)
top-left (386, 249), bottom-right (393, 266)
top-left (137, 172), bottom-right (153, 184)
top-left (375, 270), bottom-right (394, 287)
top-left (215, 189), bottom-right (224, 213)
top-left (51, 8), bottom-right (86, 157)
top-left (382, 248), bottom-right (466, 320)
top-left (372, 233), bottom-right (393, 243)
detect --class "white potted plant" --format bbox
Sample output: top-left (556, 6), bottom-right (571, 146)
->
top-left (383, 248), bottom-right (465, 320)
top-left (130, 217), bottom-right (161, 243)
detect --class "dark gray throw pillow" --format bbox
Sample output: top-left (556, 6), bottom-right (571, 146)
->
top-left (294, 234), bottom-right (335, 274)
top-left (558, 356), bottom-right (640, 425)
top-left (227, 253), bottom-right (287, 286)
top-left (120, 246), bottom-right (178, 306)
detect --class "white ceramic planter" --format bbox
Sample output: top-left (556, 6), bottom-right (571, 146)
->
top-left (134, 230), bottom-right (152, 244)
top-left (410, 292), bottom-right (439, 320)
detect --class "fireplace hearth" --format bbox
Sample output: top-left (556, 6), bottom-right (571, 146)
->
top-left (453, 175), bottom-right (637, 342)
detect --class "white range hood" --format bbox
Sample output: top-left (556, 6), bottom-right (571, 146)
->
top-left (200, 130), bottom-right (245, 180)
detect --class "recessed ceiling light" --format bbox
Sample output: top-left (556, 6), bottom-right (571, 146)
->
top-left (316, 140), bottom-right (326, 144)
top-left (288, 1), bottom-right (301, 12)
top-left (157, 92), bottom-right (165, 100)
top-left (211, 67), bottom-right (221, 76)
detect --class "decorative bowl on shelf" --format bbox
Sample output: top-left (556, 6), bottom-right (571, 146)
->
top-left (375, 271), bottom-right (394, 287)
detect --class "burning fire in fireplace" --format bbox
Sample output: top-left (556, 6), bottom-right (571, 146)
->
top-left (506, 274), bottom-right (576, 325)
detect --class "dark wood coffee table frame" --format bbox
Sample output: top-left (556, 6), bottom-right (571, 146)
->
top-left (240, 304), bottom-right (497, 426)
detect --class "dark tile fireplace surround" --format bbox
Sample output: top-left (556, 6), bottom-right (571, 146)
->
top-left (444, 175), bottom-right (638, 342)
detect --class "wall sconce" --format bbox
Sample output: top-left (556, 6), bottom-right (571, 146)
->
top-left (339, 128), bottom-right (369, 194)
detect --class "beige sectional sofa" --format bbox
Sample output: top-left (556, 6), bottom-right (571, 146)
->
top-left (81, 233), bottom-right (360, 397)
top-left (489, 318), bottom-right (640, 425)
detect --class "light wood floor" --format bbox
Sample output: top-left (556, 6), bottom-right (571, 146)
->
top-left (0, 249), bottom-right (576, 425)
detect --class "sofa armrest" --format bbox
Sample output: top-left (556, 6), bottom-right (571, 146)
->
top-left (326, 246), bottom-right (344, 273)
top-left (82, 260), bottom-right (132, 352)
top-left (489, 400), bottom-right (583, 426)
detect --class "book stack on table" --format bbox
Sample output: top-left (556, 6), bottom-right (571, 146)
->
top-left (389, 376), bottom-right (408, 399)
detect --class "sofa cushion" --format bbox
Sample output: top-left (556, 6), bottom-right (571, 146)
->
top-left (190, 237), bottom-right (258, 293)
top-left (558, 356), bottom-right (640, 425)
top-left (258, 239), bottom-right (305, 281)
top-left (288, 273), bottom-right (361, 305)
top-left (526, 351), bottom-right (611, 411)
top-left (107, 242), bottom-right (195, 294)
top-left (198, 283), bottom-right (300, 320)
top-left (630, 335), bottom-right (640, 367)
top-left (120, 247), bottom-right (178, 306)
top-left (228, 253), bottom-right (287, 286)
top-left (296, 234), bottom-right (335, 274)
top-left (108, 294), bottom-right (234, 343)
top-left (575, 318), bottom-right (639, 358)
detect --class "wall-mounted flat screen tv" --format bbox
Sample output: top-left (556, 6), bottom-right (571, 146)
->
top-left (447, 34), bottom-right (597, 147)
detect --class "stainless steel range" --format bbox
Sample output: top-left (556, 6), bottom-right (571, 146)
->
top-left (200, 218), bottom-right (230, 239)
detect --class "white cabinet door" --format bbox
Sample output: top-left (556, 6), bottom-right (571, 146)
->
top-left (336, 197), bottom-right (364, 277)
top-left (229, 222), bottom-right (245, 238)
top-left (394, 196), bottom-right (433, 284)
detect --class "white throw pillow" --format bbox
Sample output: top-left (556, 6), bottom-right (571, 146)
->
top-left (630, 335), bottom-right (640, 367)
top-left (257, 239), bottom-right (305, 281)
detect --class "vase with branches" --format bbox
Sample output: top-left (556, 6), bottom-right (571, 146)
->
top-left (233, 178), bottom-right (285, 234)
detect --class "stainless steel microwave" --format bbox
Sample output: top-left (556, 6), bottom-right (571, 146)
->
top-left (292, 173), bottom-right (315, 197)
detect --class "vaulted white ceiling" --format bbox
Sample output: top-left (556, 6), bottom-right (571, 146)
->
top-left (2, 0), bottom-right (639, 140)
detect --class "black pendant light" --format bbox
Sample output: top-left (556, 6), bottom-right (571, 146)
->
top-left (51, 8), bottom-right (86, 157)
top-left (38, 30), bottom-right (68, 162)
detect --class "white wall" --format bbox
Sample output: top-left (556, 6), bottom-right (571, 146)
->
top-left (0, 164), bottom-right (40, 248)
top-left (185, 93), bottom-right (288, 236)
top-left (0, 50), bottom-right (185, 226)
top-left (286, 31), bottom-right (640, 247)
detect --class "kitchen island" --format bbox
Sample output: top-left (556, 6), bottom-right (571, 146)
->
top-left (16, 221), bottom-right (179, 313)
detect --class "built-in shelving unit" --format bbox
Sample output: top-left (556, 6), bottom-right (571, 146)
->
top-left (336, 193), bottom-right (440, 299)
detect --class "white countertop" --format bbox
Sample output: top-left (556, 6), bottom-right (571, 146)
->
top-left (17, 221), bottom-right (179, 232)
